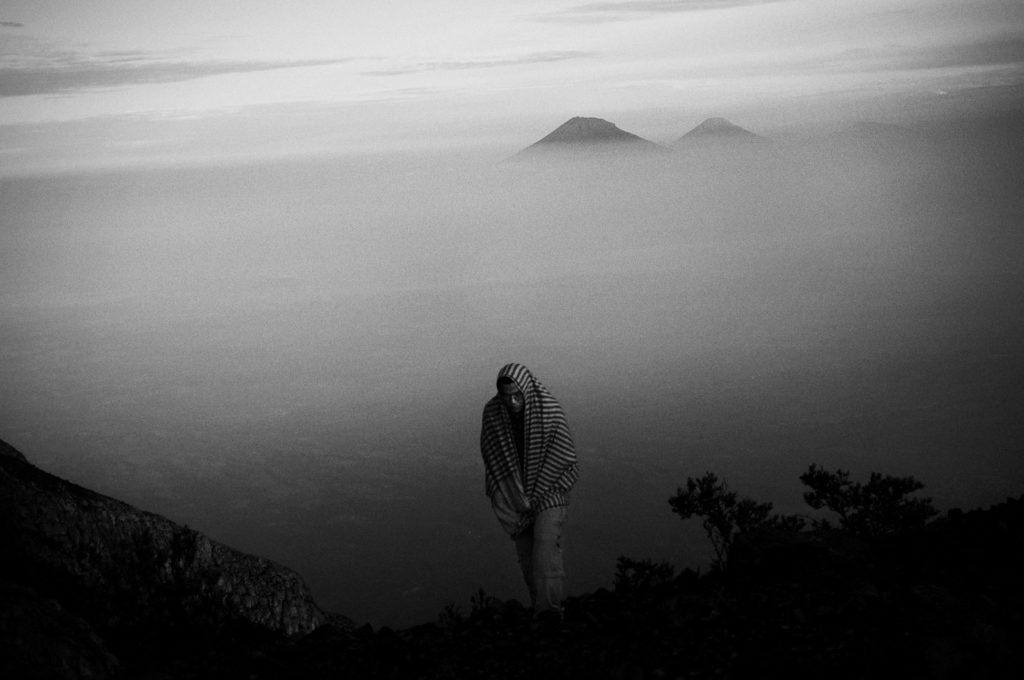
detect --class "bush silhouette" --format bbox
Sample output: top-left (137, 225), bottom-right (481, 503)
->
top-left (668, 472), bottom-right (804, 571)
top-left (800, 464), bottom-right (937, 537)
top-left (613, 556), bottom-right (676, 592)
top-left (669, 465), bottom-right (938, 571)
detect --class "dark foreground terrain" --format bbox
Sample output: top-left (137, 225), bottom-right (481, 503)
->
top-left (2, 438), bottom-right (1022, 679)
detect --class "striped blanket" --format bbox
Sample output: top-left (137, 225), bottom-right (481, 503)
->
top-left (480, 363), bottom-right (579, 536)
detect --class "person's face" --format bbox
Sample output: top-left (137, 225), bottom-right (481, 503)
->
top-left (498, 382), bottom-right (525, 414)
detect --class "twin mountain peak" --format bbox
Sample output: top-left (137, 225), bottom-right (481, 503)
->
top-left (518, 115), bottom-right (763, 156)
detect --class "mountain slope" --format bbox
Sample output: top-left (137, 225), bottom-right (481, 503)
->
top-left (674, 117), bottom-right (765, 145)
top-left (513, 116), bottom-right (663, 158)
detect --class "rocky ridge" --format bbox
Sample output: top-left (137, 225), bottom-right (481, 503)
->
top-left (1, 440), bottom-right (346, 678)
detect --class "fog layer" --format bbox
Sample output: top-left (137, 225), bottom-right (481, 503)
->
top-left (2, 118), bottom-right (1022, 626)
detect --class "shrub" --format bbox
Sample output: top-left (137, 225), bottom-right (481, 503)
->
top-left (613, 556), bottom-right (676, 592)
top-left (668, 472), bottom-right (804, 571)
top-left (469, 588), bottom-right (502, 619)
top-left (800, 464), bottom-right (938, 537)
top-left (437, 602), bottom-right (463, 627)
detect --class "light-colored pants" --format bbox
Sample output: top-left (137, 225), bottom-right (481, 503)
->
top-left (513, 505), bottom-right (568, 613)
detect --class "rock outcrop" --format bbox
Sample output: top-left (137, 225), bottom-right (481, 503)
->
top-left (0, 437), bottom-right (28, 462)
top-left (0, 438), bottom-right (338, 678)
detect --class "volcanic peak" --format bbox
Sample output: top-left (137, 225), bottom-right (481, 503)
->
top-left (676, 117), bottom-right (763, 144)
top-left (518, 116), bottom-right (661, 155)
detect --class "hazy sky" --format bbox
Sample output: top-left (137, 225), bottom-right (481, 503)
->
top-left (2, 0), bottom-right (1023, 171)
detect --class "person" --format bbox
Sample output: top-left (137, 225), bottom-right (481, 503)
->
top-left (479, 362), bottom-right (579, 617)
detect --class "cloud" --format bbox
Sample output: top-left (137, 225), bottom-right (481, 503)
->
top-left (364, 50), bottom-right (592, 76)
top-left (811, 36), bottom-right (1024, 76)
top-left (1, 21), bottom-right (25, 28)
top-left (0, 49), bottom-right (354, 97)
top-left (532, 0), bottom-right (785, 24)
top-left (900, 37), bottom-right (1024, 71)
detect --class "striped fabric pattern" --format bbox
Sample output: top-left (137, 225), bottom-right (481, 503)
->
top-left (480, 363), bottom-right (579, 536)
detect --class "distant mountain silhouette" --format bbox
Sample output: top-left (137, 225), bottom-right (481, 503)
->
top-left (513, 116), bottom-right (663, 159)
top-left (674, 117), bottom-right (765, 145)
